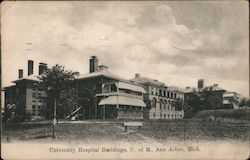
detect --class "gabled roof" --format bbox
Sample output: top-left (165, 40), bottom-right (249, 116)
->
top-left (76, 70), bottom-right (124, 81)
top-left (76, 70), bottom-right (144, 87)
top-left (2, 84), bottom-right (16, 91)
top-left (183, 85), bottom-right (226, 93)
top-left (181, 87), bottom-right (196, 93)
top-left (223, 91), bottom-right (241, 98)
top-left (130, 76), bottom-right (166, 87)
top-left (167, 86), bottom-right (182, 91)
top-left (205, 86), bottom-right (225, 92)
top-left (12, 74), bottom-right (40, 83)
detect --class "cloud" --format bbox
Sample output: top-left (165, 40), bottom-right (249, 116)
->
top-left (1, 1), bottom-right (249, 97)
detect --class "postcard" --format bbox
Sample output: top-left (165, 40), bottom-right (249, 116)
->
top-left (1, 1), bottom-right (249, 159)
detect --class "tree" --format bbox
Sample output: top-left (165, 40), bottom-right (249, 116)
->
top-left (239, 98), bottom-right (250, 108)
top-left (77, 85), bottom-right (95, 119)
top-left (184, 89), bottom-right (202, 112)
top-left (57, 88), bottom-right (79, 118)
top-left (37, 64), bottom-right (79, 137)
top-left (184, 87), bottom-right (222, 112)
top-left (174, 98), bottom-right (184, 111)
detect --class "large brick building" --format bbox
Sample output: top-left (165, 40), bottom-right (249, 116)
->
top-left (3, 56), bottom-right (147, 120)
top-left (3, 62), bottom-right (48, 117)
top-left (74, 56), bottom-right (146, 119)
top-left (130, 74), bottom-right (184, 119)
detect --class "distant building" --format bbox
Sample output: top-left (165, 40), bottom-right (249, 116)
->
top-left (130, 74), bottom-right (184, 120)
top-left (223, 91), bottom-right (241, 109)
top-left (183, 80), bottom-right (241, 110)
top-left (3, 62), bottom-right (48, 117)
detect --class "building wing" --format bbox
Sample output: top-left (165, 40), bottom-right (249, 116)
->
top-left (98, 95), bottom-right (146, 107)
top-left (117, 82), bottom-right (146, 94)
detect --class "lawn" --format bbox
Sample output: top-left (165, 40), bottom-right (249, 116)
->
top-left (2, 119), bottom-right (249, 144)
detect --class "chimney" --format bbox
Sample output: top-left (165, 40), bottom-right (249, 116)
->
top-left (89, 56), bottom-right (98, 73)
top-left (135, 73), bottom-right (140, 78)
top-left (39, 63), bottom-right (48, 75)
top-left (213, 84), bottom-right (218, 87)
top-left (198, 79), bottom-right (204, 89)
top-left (98, 65), bottom-right (108, 71)
top-left (18, 69), bottom-right (23, 79)
top-left (28, 60), bottom-right (34, 76)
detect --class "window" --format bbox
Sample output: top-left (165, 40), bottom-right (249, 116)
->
top-left (152, 98), bottom-right (157, 108)
top-left (153, 113), bottom-right (155, 118)
top-left (159, 100), bottom-right (163, 110)
top-left (111, 84), bottom-right (117, 92)
top-left (160, 113), bottom-right (162, 119)
top-left (164, 114), bottom-right (166, 119)
top-left (32, 106), bottom-right (36, 115)
top-left (171, 92), bottom-right (173, 98)
top-left (167, 92), bottom-right (170, 98)
top-left (159, 89), bottom-right (162, 96)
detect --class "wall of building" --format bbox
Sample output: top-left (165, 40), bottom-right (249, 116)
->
top-left (76, 76), bottom-right (119, 119)
top-left (117, 109), bottom-right (143, 119)
top-left (26, 87), bottom-right (33, 114)
top-left (148, 99), bottom-right (184, 119)
top-left (143, 84), bottom-right (184, 120)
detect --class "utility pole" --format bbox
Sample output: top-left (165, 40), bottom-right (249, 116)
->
top-left (47, 86), bottom-right (56, 138)
top-left (53, 98), bottom-right (57, 138)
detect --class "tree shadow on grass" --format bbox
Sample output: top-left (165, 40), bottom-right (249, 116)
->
top-left (32, 135), bottom-right (54, 139)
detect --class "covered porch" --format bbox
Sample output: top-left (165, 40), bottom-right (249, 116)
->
top-left (98, 95), bottom-right (146, 119)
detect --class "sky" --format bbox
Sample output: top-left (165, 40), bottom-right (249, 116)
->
top-left (1, 1), bottom-right (249, 98)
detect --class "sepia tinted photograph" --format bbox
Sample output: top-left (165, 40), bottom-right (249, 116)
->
top-left (1, 1), bottom-right (249, 159)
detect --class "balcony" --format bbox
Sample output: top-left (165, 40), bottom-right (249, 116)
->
top-left (96, 91), bottom-right (143, 99)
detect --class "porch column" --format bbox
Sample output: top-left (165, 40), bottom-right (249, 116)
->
top-left (103, 105), bottom-right (106, 120)
top-left (94, 97), bottom-right (97, 119)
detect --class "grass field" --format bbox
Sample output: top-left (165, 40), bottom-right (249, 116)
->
top-left (2, 119), bottom-right (249, 145)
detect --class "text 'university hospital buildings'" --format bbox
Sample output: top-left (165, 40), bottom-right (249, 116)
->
top-left (3, 56), bottom-right (241, 120)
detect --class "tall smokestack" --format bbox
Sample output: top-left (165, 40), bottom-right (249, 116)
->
top-left (89, 56), bottom-right (98, 73)
top-left (18, 69), bottom-right (23, 79)
top-left (28, 60), bottom-right (34, 76)
top-left (39, 63), bottom-right (47, 75)
top-left (198, 79), bottom-right (204, 88)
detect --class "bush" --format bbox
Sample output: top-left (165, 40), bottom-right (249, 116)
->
top-left (11, 112), bottom-right (32, 123)
top-left (194, 108), bottom-right (250, 122)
